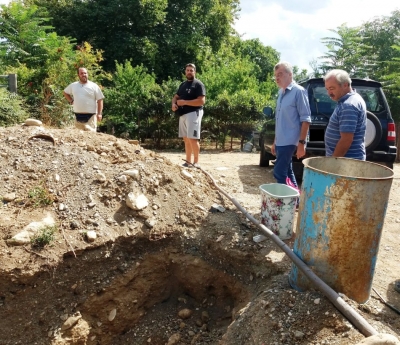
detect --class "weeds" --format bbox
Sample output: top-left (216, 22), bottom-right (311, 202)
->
top-left (28, 185), bottom-right (54, 207)
top-left (30, 225), bottom-right (57, 248)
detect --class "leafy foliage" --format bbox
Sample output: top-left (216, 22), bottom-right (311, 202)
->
top-left (0, 2), bottom-right (108, 126)
top-left (28, 185), bottom-right (54, 207)
top-left (31, 225), bottom-right (57, 248)
top-left (0, 88), bottom-right (29, 126)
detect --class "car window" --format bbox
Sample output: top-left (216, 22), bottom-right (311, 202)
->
top-left (308, 83), bottom-right (385, 114)
top-left (354, 86), bottom-right (385, 112)
top-left (309, 85), bottom-right (336, 115)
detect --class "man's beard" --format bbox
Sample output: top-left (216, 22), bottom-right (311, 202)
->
top-left (186, 75), bottom-right (194, 81)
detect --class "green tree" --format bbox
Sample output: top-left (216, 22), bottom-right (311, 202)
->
top-left (0, 1), bottom-right (108, 126)
top-left (317, 24), bottom-right (373, 78)
top-left (35, 0), bottom-right (240, 81)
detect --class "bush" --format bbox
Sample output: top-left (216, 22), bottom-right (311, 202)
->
top-left (0, 88), bottom-right (29, 127)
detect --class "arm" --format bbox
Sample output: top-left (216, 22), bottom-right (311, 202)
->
top-left (177, 95), bottom-right (205, 107)
top-left (172, 94), bottom-right (179, 112)
top-left (296, 122), bottom-right (310, 159)
top-left (63, 91), bottom-right (73, 105)
top-left (332, 132), bottom-right (354, 157)
top-left (96, 99), bottom-right (103, 121)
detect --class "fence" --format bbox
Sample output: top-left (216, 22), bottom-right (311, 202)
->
top-left (0, 74), bottom-right (17, 93)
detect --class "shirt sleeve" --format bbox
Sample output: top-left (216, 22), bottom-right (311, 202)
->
top-left (296, 88), bottom-right (311, 123)
top-left (339, 104), bottom-right (358, 133)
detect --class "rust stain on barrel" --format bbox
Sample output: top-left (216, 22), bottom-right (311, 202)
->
top-left (324, 178), bottom-right (379, 302)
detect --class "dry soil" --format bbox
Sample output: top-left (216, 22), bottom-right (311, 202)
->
top-left (0, 125), bottom-right (399, 345)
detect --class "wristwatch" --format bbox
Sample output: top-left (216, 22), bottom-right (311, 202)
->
top-left (299, 139), bottom-right (306, 144)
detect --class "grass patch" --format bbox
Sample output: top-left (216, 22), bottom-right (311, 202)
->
top-left (31, 225), bottom-right (57, 248)
top-left (28, 185), bottom-right (54, 207)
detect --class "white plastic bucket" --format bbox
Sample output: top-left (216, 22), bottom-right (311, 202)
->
top-left (259, 183), bottom-right (299, 240)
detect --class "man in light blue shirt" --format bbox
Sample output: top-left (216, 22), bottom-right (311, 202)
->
top-left (272, 62), bottom-right (311, 187)
top-left (324, 69), bottom-right (366, 160)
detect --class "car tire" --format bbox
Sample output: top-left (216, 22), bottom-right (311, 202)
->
top-left (365, 111), bottom-right (382, 152)
top-left (259, 136), bottom-right (270, 167)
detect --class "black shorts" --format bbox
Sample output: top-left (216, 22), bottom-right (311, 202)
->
top-left (75, 113), bottom-right (95, 123)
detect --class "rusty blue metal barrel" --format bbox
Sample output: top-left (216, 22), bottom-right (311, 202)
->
top-left (289, 157), bottom-right (393, 303)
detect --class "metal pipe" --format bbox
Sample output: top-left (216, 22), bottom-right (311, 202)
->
top-left (194, 163), bottom-right (378, 337)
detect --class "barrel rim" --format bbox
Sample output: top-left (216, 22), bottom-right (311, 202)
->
top-left (302, 157), bottom-right (394, 180)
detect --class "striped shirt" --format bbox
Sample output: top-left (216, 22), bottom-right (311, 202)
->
top-left (325, 91), bottom-right (366, 160)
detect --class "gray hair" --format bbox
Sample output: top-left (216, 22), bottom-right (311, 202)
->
top-left (323, 69), bottom-right (352, 86)
top-left (274, 61), bottom-right (293, 74)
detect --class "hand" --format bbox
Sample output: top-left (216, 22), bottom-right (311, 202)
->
top-left (296, 144), bottom-right (306, 159)
top-left (172, 103), bottom-right (178, 111)
top-left (271, 143), bottom-right (276, 156)
top-left (96, 114), bottom-right (102, 121)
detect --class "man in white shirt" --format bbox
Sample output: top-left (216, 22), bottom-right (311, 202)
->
top-left (63, 68), bottom-right (104, 132)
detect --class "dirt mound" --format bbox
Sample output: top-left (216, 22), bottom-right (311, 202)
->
top-left (0, 125), bottom-right (399, 345)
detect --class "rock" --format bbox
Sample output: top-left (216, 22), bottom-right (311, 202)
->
top-left (86, 231), bottom-right (97, 242)
top-left (121, 169), bottom-right (140, 179)
top-left (314, 298), bottom-right (320, 304)
top-left (108, 309), bottom-right (117, 322)
top-left (118, 175), bottom-right (128, 183)
top-left (195, 204), bottom-right (207, 212)
top-left (201, 311), bottom-right (210, 323)
top-left (355, 334), bottom-right (400, 345)
top-left (145, 218), bottom-right (157, 228)
top-left (61, 312), bottom-right (82, 331)
top-left (178, 308), bottom-right (193, 320)
top-left (167, 333), bottom-right (181, 345)
top-left (211, 203), bottom-right (225, 212)
top-left (3, 192), bottom-right (16, 202)
top-left (126, 193), bottom-right (149, 210)
top-left (24, 118), bottom-right (42, 126)
top-left (7, 213), bottom-right (56, 245)
top-left (294, 331), bottom-right (304, 338)
top-left (181, 169), bottom-right (194, 182)
top-left (95, 171), bottom-right (107, 182)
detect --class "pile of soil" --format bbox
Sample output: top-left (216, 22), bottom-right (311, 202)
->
top-left (0, 124), bottom-right (399, 345)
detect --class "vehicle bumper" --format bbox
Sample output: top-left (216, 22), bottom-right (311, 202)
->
top-left (367, 146), bottom-right (397, 163)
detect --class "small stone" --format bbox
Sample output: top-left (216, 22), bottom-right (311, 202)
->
top-left (314, 298), bottom-right (320, 305)
top-left (95, 171), bottom-right (107, 182)
top-left (178, 308), bottom-right (193, 320)
top-left (108, 308), bottom-right (117, 321)
top-left (167, 333), bottom-right (181, 345)
top-left (70, 220), bottom-right (79, 229)
top-left (145, 218), bottom-right (157, 228)
top-left (3, 193), bottom-right (16, 202)
top-left (294, 331), bottom-right (304, 339)
top-left (61, 312), bottom-right (82, 331)
top-left (118, 175), bottom-right (128, 183)
top-left (86, 231), bottom-right (97, 242)
top-left (58, 203), bottom-right (65, 211)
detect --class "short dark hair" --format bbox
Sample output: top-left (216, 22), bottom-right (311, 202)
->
top-left (185, 63), bottom-right (196, 71)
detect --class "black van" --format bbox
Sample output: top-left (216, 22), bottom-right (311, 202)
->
top-left (259, 78), bottom-right (397, 177)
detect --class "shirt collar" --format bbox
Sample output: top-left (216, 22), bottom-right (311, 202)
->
top-left (281, 81), bottom-right (295, 94)
top-left (338, 90), bottom-right (355, 103)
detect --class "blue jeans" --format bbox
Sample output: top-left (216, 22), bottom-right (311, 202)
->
top-left (273, 145), bottom-right (298, 187)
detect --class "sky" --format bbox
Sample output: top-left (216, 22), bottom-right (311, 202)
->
top-left (235, 0), bottom-right (400, 72)
top-left (1, 0), bottom-right (399, 73)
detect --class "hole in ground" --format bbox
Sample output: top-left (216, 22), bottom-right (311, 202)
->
top-left (0, 236), bottom-right (284, 344)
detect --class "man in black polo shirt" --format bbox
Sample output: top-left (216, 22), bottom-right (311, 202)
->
top-left (172, 63), bottom-right (206, 168)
